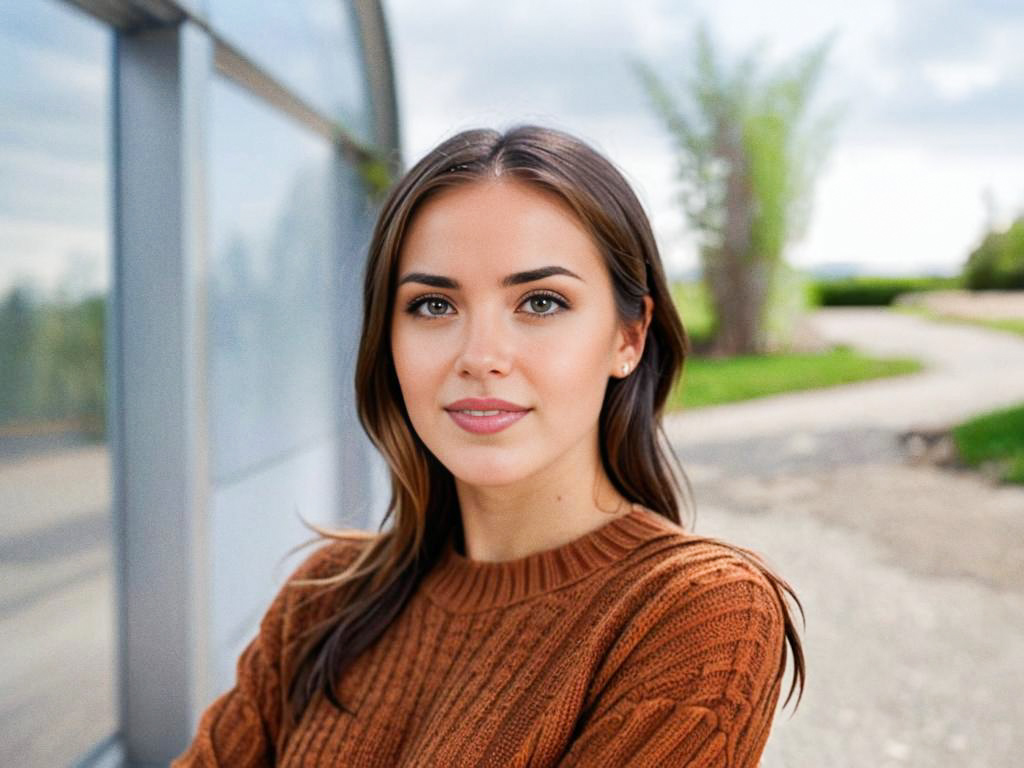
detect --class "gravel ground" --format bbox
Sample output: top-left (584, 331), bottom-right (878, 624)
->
top-left (666, 307), bottom-right (1024, 768)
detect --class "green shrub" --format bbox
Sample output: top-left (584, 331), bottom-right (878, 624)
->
top-left (809, 275), bottom-right (961, 306)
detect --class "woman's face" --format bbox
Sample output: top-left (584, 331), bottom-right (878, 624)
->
top-left (390, 178), bottom-right (645, 490)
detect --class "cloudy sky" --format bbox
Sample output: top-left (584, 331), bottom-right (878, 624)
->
top-left (382, 0), bottom-right (1024, 278)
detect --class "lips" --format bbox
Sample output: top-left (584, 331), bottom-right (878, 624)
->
top-left (445, 398), bottom-right (529, 412)
top-left (444, 398), bottom-right (531, 435)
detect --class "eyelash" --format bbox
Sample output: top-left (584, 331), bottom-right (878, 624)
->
top-left (404, 290), bottom-right (570, 320)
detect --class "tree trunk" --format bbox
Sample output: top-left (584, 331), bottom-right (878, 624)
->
top-left (701, 118), bottom-right (771, 357)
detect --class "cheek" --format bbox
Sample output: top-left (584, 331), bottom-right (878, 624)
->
top-left (390, 325), bottom-right (436, 409)
top-left (526, 317), bottom-right (614, 409)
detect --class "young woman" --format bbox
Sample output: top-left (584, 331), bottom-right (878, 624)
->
top-left (174, 125), bottom-right (805, 767)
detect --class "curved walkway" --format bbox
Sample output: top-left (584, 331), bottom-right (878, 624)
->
top-left (664, 308), bottom-right (1024, 768)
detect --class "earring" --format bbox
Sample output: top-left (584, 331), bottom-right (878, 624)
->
top-left (621, 363), bottom-right (630, 375)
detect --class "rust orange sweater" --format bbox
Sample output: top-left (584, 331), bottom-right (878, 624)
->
top-left (173, 504), bottom-right (789, 766)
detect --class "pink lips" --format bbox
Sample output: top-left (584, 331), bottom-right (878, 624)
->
top-left (444, 398), bottom-right (531, 435)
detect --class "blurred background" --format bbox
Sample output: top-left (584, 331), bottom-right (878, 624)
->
top-left (2, 0), bottom-right (1022, 765)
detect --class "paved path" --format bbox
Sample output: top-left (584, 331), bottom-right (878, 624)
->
top-left (664, 308), bottom-right (1024, 767)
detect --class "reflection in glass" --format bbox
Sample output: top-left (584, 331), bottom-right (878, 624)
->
top-left (0, 1), bottom-right (116, 765)
top-left (206, 0), bottom-right (372, 142)
top-left (208, 75), bottom-right (339, 480)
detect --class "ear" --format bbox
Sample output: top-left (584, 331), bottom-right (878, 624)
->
top-left (612, 296), bottom-right (654, 377)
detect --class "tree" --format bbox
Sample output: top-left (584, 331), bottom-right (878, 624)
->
top-left (964, 214), bottom-right (1024, 290)
top-left (633, 22), bottom-right (841, 356)
top-left (0, 286), bottom-right (37, 424)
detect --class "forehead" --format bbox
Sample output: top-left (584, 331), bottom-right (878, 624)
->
top-left (397, 179), bottom-right (604, 277)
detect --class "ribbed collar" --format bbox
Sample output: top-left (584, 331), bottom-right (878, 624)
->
top-left (420, 503), bottom-right (679, 613)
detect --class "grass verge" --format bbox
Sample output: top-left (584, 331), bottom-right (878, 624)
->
top-left (669, 345), bottom-right (923, 410)
top-left (951, 403), bottom-right (1024, 485)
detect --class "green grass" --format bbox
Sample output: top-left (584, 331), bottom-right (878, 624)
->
top-left (979, 317), bottom-right (1024, 336)
top-left (669, 345), bottom-right (923, 410)
top-left (952, 403), bottom-right (1024, 485)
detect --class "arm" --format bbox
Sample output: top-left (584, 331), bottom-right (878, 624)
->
top-left (557, 554), bottom-right (788, 767)
top-left (171, 539), bottom-right (355, 767)
top-left (170, 622), bottom-right (282, 767)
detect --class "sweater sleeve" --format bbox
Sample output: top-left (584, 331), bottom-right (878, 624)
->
top-left (556, 552), bottom-right (788, 768)
top-left (171, 539), bottom-right (357, 767)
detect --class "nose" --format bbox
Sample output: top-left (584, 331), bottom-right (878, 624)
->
top-left (455, 308), bottom-right (513, 379)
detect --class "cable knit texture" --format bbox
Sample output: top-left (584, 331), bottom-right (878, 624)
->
top-left (172, 505), bottom-right (788, 767)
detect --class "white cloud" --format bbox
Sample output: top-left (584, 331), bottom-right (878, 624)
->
top-left (922, 60), bottom-right (1001, 102)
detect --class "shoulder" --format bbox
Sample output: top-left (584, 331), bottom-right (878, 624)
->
top-left (285, 533), bottom-right (371, 584)
top-left (598, 532), bottom-right (790, 704)
top-left (611, 526), bottom-right (789, 660)
top-left (656, 533), bottom-right (782, 599)
top-left (665, 533), bottom-right (784, 625)
top-left (258, 534), bottom-right (372, 638)
top-left (621, 513), bottom-right (784, 600)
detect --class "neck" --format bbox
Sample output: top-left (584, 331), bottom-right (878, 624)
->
top-left (453, 448), bottom-right (629, 563)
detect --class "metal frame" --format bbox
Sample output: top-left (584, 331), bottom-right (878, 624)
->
top-left (112, 19), bottom-right (212, 764)
top-left (69, 0), bottom-right (391, 164)
top-left (55, 1), bottom-right (402, 765)
top-left (66, 0), bottom-right (186, 29)
top-left (353, 0), bottom-right (403, 168)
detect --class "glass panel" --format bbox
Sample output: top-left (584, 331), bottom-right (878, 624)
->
top-left (0, 1), bottom-right (116, 765)
top-left (208, 75), bottom-right (339, 480)
top-left (206, 0), bottom-right (373, 143)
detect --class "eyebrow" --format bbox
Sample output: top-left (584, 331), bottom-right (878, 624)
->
top-left (397, 265), bottom-right (584, 290)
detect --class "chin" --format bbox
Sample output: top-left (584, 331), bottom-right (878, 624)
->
top-left (440, 451), bottom-right (538, 489)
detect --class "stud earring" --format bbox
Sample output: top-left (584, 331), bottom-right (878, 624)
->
top-left (621, 363), bottom-right (630, 375)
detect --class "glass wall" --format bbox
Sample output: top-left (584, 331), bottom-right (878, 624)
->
top-left (204, 76), bottom-right (356, 690)
top-left (206, 0), bottom-right (373, 142)
top-left (0, 1), bottom-right (116, 765)
top-left (0, 0), bottom-right (395, 762)
top-left (207, 75), bottom-right (337, 481)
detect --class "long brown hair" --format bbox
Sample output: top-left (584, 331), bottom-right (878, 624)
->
top-left (280, 124), bottom-right (805, 733)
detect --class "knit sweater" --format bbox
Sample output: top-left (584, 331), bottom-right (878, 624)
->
top-left (173, 504), bottom-right (788, 767)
